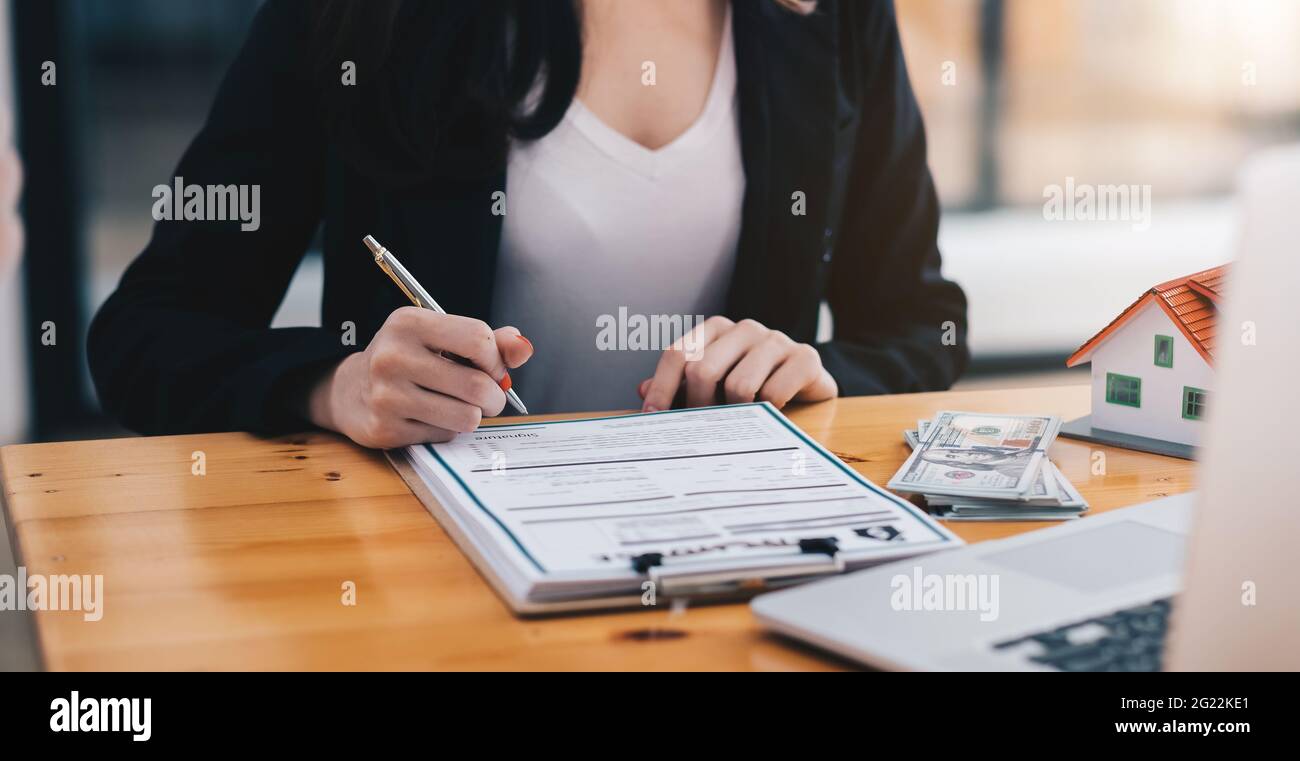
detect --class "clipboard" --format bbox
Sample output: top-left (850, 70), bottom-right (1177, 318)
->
top-left (387, 447), bottom-right (854, 616)
top-left (389, 447), bottom-right (637, 615)
top-left (383, 403), bottom-right (959, 617)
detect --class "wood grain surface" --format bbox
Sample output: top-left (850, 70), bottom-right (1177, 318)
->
top-left (0, 386), bottom-right (1196, 670)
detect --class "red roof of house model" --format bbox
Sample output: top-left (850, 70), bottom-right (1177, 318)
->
top-left (1066, 265), bottom-right (1228, 368)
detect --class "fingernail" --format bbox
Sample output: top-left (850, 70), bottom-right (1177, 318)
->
top-left (516, 334), bottom-right (533, 350)
top-left (499, 372), bottom-right (513, 393)
top-left (642, 404), bottom-right (658, 413)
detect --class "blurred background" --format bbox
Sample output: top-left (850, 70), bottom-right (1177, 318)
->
top-left (0, 0), bottom-right (1298, 666)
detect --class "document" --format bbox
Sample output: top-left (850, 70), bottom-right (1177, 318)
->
top-left (402, 403), bottom-right (960, 609)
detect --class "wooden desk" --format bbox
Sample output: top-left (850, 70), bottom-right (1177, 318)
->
top-left (1, 386), bottom-right (1195, 671)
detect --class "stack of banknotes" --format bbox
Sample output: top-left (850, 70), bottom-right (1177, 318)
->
top-left (890, 411), bottom-right (1088, 521)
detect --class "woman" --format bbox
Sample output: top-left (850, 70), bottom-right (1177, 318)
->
top-left (89, 0), bottom-right (967, 449)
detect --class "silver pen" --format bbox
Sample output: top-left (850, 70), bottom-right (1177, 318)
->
top-left (363, 235), bottom-right (528, 415)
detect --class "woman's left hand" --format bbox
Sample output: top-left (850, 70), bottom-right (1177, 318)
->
top-left (637, 316), bottom-right (837, 412)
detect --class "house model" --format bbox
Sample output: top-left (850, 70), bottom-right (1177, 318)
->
top-left (1060, 265), bottom-right (1227, 459)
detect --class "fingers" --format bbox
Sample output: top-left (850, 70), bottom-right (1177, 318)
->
top-left (758, 344), bottom-right (834, 408)
top-left (683, 319), bottom-right (768, 407)
top-left (370, 337), bottom-right (507, 417)
top-left (723, 331), bottom-right (794, 403)
top-left (343, 310), bottom-right (534, 449)
top-left (673, 315), bottom-right (733, 361)
top-left (494, 326), bottom-right (534, 369)
top-left (639, 315), bottom-right (837, 412)
top-left (366, 378), bottom-right (483, 437)
top-left (641, 316), bottom-right (732, 412)
top-left (641, 348), bottom-right (686, 412)
top-left (397, 385), bottom-right (485, 434)
top-left (400, 421), bottom-right (458, 448)
top-left (352, 399), bottom-right (460, 449)
top-left (412, 353), bottom-right (509, 417)
top-left (369, 418), bottom-right (458, 449)
top-left (387, 308), bottom-right (508, 383)
top-left (794, 364), bottom-right (838, 403)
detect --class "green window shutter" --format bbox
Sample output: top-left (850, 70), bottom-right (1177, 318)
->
top-left (1182, 386), bottom-right (1208, 420)
top-left (1154, 335), bottom-right (1174, 368)
top-left (1105, 373), bottom-right (1142, 408)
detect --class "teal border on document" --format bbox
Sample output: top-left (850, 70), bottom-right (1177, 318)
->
top-left (423, 403), bottom-right (953, 575)
top-left (425, 444), bottom-right (549, 573)
top-left (755, 405), bottom-right (951, 543)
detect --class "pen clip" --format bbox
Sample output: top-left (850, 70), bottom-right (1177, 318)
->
top-left (365, 235), bottom-right (431, 309)
top-left (377, 256), bottom-right (424, 308)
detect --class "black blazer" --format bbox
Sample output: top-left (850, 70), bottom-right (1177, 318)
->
top-left (89, 0), bottom-right (968, 435)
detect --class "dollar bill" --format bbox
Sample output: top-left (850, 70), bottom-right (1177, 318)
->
top-left (889, 411), bottom-right (1061, 500)
top-left (905, 431), bottom-right (1079, 508)
top-left (903, 425), bottom-right (1087, 518)
top-left (933, 510), bottom-right (1082, 522)
top-left (902, 420), bottom-right (934, 449)
top-left (1048, 464), bottom-right (1088, 510)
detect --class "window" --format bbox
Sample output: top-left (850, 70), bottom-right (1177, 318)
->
top-left (1183, 387), bottom-right (1208, 421)
top-left (896, 1), bottom-right (1300, 209)
top-left (1106, 373), bottom-right (1142, 407)
top-left (1154, 335), bottom-right (1174, 368)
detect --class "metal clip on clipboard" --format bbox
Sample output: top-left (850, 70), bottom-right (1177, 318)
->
top-left (631, 538), bottom-right (845, 598)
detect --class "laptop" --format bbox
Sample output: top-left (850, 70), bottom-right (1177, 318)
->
top-left (751, 145), bottom-right (1300, 671)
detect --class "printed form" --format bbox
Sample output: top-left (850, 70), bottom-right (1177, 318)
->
top-left (407, 404), bottom-right (958, 588)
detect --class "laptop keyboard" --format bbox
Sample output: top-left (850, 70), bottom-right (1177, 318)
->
top-left (992, 596), bottom-right (1173, 672)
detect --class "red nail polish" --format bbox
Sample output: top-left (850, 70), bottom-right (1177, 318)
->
top-left (516, 334), bottom-right (533, 350)
top-left (499, 372), bottom-right (512, 393)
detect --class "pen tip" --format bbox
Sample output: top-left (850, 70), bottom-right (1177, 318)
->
top-left (362, 235), bottom-right (383, 258)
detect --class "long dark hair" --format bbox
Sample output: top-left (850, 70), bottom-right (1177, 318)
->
top-left (311, 0), bottom-right (582, 186)
top-left (309, 0), bottom-right (815, 187)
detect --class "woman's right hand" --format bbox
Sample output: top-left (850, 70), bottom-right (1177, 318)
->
top-left (305, 307), bottom-right (533, 449)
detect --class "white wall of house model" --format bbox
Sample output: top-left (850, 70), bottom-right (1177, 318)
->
top-left (1085, 301), bottom-right (1213, 447)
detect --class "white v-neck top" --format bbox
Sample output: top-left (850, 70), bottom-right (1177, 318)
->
top-left (490, 8), bottom-right (743, 414)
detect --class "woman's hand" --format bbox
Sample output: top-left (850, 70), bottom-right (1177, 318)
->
top-left (305, 307), bottom-right (533, 448)
top-left (637, 316), bottom-right (836, 411)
